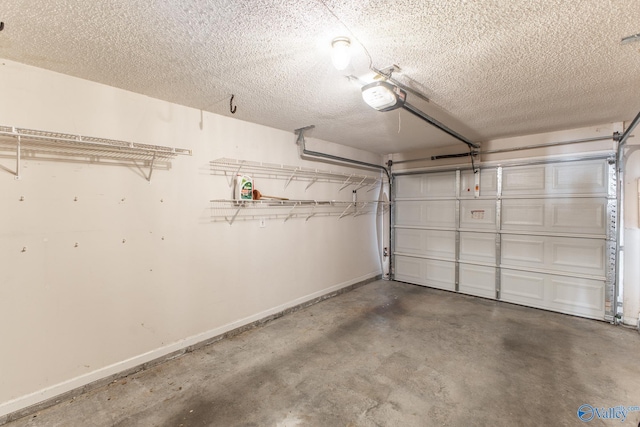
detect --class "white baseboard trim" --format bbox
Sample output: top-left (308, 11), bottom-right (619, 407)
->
top-left (0, 272), bottom-right (381, 422)
top-left (622, 315), bottom-right (640, 329)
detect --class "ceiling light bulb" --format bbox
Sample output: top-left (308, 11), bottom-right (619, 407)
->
top-left (361, 81), bottom-right (406, 112)
top-left (331, 37), bottom-right (351, 70)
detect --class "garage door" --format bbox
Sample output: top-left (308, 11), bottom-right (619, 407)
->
top-left (392, 157), bottom-right (616, 320)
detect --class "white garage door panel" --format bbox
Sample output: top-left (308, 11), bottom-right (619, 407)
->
top-left (551, 200), bottom-right (606, 234)
top-left (459, 264), bottom-right (496, 298)
top-left (394, 175), bottom-right (423, 199)
top-left (501, 237), bottom-right (544, 263)
top-left (460, 169), bottom-right (498, 198)
top-left (395, 200), bottom-right (456, 228)
top-left (550, 277), bottom-right (604, 317)
top-left (459, 232), bottom-right (496, 264)
top-left (394, 256), bottom-right (455, 291)
top-left (550, 161), bottom-right (607, 195)
top-left (501, 200), bottom-right (544, 228)
top-left (501, 269), bottom-right (604, 319)
top-left (551, 239), bottom-right (605, 276)
top-left (501, 235), bottom-right (605, 277)
top-left (502, 160), bottom-right (607, 196)
top-left (395, 172), bottom-right (456, 199)
top-left (395, 228), bottom-right (455, 260)
top-left (460, 200), bottom-right (497, 230)
top-left (501, 198), bottom-right (606, 235)
top-left (501, 270), bottom-right (545, 303)
top-left (502, 165), bottom-right (546, 194)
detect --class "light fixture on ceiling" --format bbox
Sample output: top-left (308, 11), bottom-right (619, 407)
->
top-left (331, 37), bottom-right (351, 70)
top-left (361, 81), bottom-right (406, 112)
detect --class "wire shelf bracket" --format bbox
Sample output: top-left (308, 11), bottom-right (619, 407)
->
top-left (305, 173), bottom-right (319, 190)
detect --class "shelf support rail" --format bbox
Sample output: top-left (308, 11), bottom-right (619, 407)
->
top-left (284, 202), bottom-right (299, 222)
top-left (306, 202), bottom-right (318, 221)
top-left (226, 203), bottom-right (244, 226)
top-left (15, 129), bottom-right (21, 180)
top-left (354, 202), bottom-right (368, 217)
top-left (230, 161), bottom-right (245, 187)
top-left (366, 179), bottom-right (380, 192)
top-left (284, 168), bottom-right (299, 189)
top-left (339, 202), bottom-right (354, 219)
top-left (353, 176), bottom-right (369, 191)
top-left (339, 174), bottom-right (355, 191)
top-left (147, 151), bottom-right (157, 182)
top-left (305, 173), bottom-right (319, 190)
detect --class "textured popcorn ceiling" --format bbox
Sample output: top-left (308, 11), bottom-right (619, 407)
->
top-left (1, 0), bottom-right (639, 154)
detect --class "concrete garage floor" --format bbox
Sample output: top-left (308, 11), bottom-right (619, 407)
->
top-left (6, 280), bottom-right (640, 427)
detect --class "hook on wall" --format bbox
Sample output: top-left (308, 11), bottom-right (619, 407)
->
top-left (0, 22), bottom-right (4, 32)
top-left (230, 94), bottom-right (237, 114)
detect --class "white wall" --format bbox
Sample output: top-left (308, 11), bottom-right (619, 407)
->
top-left (390, 123), bottom-right (640, 327)
top-left (0, 59), bottom-right (385, 416)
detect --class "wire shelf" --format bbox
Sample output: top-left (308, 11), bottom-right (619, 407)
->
top-left (210, 157), bottom-right (382, 192)
top-left (210, 199), bottom-right (389, 225)
top-left (0, 125), bottom-right (192, 180)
